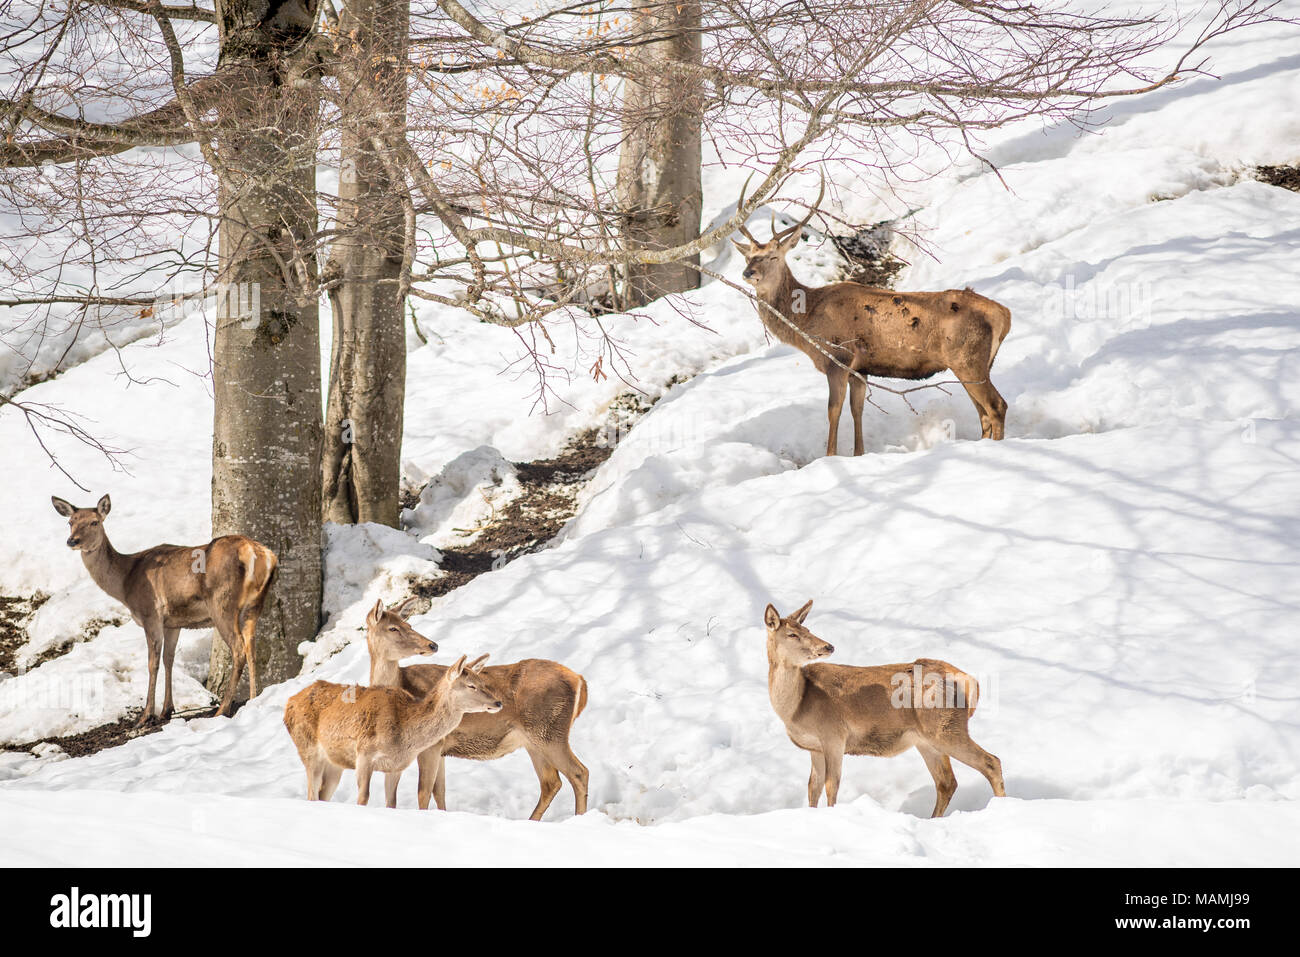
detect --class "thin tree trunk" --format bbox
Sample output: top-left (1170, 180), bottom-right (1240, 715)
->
top-left (616, 1), bottom-right (704, 306)
top-left (208, 1), bottom-right (323, 699)
top-left (321, 0), bottom-right (409, 527)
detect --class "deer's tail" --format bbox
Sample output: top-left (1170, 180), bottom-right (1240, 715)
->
top-left (572, 674), bottom-right (589, 728)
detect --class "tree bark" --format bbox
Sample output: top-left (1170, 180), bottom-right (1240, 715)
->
top-left (616, 2), bottom-right (704, 306)
top-left (207, 1), bottom-right (324, 699)
top-left (320, 0), bottom-right (409, 527)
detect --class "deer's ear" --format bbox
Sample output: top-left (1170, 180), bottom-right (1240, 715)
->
top-left (468, 653), bottom-right (490, 673)
top-left (792, 599), bottom-right (813, 624)
top-left (777, 228), bottom-right (802, 252)
top-left (366, 599), bottom-right (384, 626)
top-left (96, 494), bottom-right (111, 518)
top-left (764, 604), bottom-right (781, 630)
top-left (395, 596), bottom-right (420, 619)
top-left (51, 496), bottom-right (75, 517)
top-left (447, 654), bottom-right (468, 680)
top-left (731, 238), bottom-right (751, 255)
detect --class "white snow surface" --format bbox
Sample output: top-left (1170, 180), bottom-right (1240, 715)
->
top-left (2, 13), bottom-right (1300, 864)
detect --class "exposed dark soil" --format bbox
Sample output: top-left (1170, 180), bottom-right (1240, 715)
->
top-left (4, 713), bottom-right (162, 758)
top-left (410, 426), bottom-right (617, 601)
top-left (1, 700), bottom-right (248, 759)
top-left (1257, 164), bottom-right (1300, 192)
top-left (0, 593), bottom-right (49, 674)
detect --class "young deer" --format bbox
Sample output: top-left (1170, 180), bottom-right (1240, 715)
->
top-left (733, 178), bottom-right (1011, 453)
top-left (765, 600), bottom-right (1005, 817)
top-left (51, 493), bottom-right (277, 725)
top-left (365, 598), bottom-right (590, 821)
top-left (282, 653), bottom-right (503, 807)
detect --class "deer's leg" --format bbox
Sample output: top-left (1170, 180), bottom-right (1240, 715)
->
top-left (807, 750), bottom-right (826, 807)
top-left (138, 619), bottom-right (164, 727)
top-left (212, 617), bottom-right (245, 718)
top-left (239, 611), bottom-right (259, 701)
top-left (383, 771), bottom-right (402, 809)
top-left (917, 744), bottom-right (958, 818)
top-left (986, 381), bottom-right (1007, 440)
top-left (958, 373), bottom-right (1006, 440)
top-left (823, 742), bottom-right (845, 807)
top-left (556, 745), bottom-right (589, 817)
top-left (318, 762), bottom-right (343, 802)
top-left (415, 747), bottom-right (439, 810)
top-left (432, 753), bottom-right (448, 811)
top-left (848, 373), bottom-right (867, 456)
top-left (526, 748), bottom-right (563, 822)
top-left (825, 367), bottom-right (849, 456)
top-left (355, 755), bottom-right (374, 807)
top-left (305, 753), bottom-right (324, 801)
top-left (158, 627), bottom-right (180, 721)
top-left (945, 737), bottom-right (1006, 798)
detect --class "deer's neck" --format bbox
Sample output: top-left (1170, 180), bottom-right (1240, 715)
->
top-left (81, 538), bottom-right (132, 605)
top-left (403, 691), bottom-right (463, 750)
top-left (367, 643), bottom-right (402, 688)
top-left (767, 650), bottom-right (808, 726)
top-left (754, 267), bottom-right (813, 346)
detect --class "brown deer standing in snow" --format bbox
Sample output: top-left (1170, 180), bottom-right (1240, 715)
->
top-left (51, 494), bottom-right (277, 725)
top-left (365, 598), bottom-right (590, 821)
top-left (764, 600), bottom-right (1005, 817)
top-left (733, 179), bottom-right (1011, 454)
top-left (283, 652), bottom-right (503, 807)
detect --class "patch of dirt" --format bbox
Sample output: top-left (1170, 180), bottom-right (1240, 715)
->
top-left (410, 426), bottom-right (616, 600)
top-left (408, 384), bottom-right (677, 602)
top-left (829, 222), bottom-right (907, 288)
top-left (0, 593), bottom-right (49, 674)
top-left (1257, 163), bottom-right (1300, 192)
top-left (2, 713), bottom-right (163, 759)
top-left (1, 701), bottom-right (245, 759)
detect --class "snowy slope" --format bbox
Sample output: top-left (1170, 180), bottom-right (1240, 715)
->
top-left (2, 12), bottom-right (1300, 865)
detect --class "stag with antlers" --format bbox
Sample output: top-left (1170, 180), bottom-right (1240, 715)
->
top-left (733, 179), bottom-right (1011, 454)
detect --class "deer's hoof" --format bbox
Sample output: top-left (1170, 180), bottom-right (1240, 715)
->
top-left (135, 712), bottom-right (158, 728)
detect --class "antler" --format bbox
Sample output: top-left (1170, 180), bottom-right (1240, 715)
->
top-left (734, 171), bottom-right (762, 245)
top-left (772, 172), bottom-right (825, 246)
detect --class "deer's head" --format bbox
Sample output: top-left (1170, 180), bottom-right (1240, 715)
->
top-left (764, 600), bottom-right (835, 666)
top-left (440, 654), bottom-right (504, 714)
top-left (365, 597), bottom-right (438, 662)
top-left (51, 494), bottom-right (112, 552)
top-left (732, 174), bottom-right (824, 296)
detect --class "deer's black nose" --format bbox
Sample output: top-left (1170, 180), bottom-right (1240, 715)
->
top-left (824, 644), bottom-right (835, 655)
top-left (427, 641), bottom-right (438, 653)
top-left (67, 537), bottom-right (78, 547)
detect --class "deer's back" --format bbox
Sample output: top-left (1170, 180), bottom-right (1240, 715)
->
top-left (123, 535), bottom-right (273, 628)
top-left (800, 659), bottom-right (977, 756)
top-left (400, 658), bottom-right (585, 759)
top-left (802, 284), bottom-right (1003, 379)
top-left (285, 679), bottom-right (414, 768)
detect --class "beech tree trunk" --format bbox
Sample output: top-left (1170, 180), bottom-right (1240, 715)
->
top-left (208, 1), bottom-right (324, 699)
top-left (321, 0), bottom-right (409, 527)
top-left (616, 2), bottom-right (704, 306)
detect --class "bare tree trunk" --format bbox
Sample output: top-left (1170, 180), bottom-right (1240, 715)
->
top-left (616, 1), bottom-right (703, 306)
top-left (208, 1), bottom-right (323, 699)
top-left (321, 0), bottom-right (409, 527)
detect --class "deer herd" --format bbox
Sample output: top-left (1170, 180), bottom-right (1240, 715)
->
top-left (42, 184), bottom-right (1012, 824)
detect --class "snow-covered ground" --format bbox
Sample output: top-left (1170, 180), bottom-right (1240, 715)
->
top-left (2, 11), bottom-right (1299, 865)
